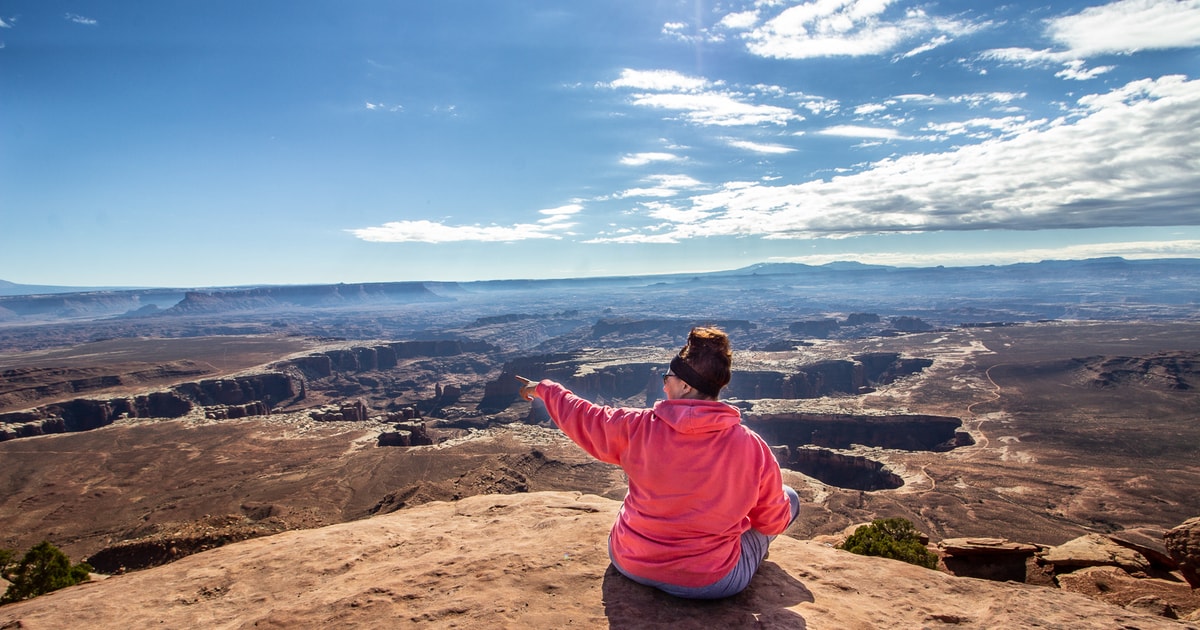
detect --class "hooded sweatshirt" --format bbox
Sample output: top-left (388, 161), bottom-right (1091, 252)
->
top-left (534, 379), bottom-right (794, 588)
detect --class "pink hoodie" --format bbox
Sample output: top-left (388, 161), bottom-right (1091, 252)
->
top-left (535, 380), bottom-right (794, 588)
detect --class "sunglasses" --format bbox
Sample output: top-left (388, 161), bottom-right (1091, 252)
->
top-left (661, 372), bottom-right (676, 383)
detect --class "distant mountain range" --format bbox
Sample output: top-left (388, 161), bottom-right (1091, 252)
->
top-left (3, 257), bottom-right (1195, 297)
top-left (2, 257), bottom-right (1197, 325)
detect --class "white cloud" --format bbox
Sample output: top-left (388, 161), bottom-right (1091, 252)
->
top-left (538, 203), bottom-right (583, 225)
top-left (65, 13), bottom-right (97, 25)
top-left (740, 2), bottom-right (982, 60)
top-left (607, 69), bottom-right (807, 126)
top-left (1055, 60), bottom-right (1115, 81)
top-left (365, 101), bottom-right (403, 112)
top-left (1048, 0), bottom-right (1200, 57)
top-left (727, 139), bottom-right (797, 154)
top-left (607, 69), bottom-right (710, 92)
top-left (899, 34), bottom-right (951, 59)
top-left (348, 219), bottom-right (562, 243)
top-left (643, 200), bottom-right (715, 224)
top-left (981, 1), bottom-right (1200, 80)
top-left (0, 16), bottom-right (13, 28)
top-left (854, 103), bottom-right (889, 115)
top-left (602, 76), bottom-right (1200, 242)
top-left (626, 90), bottom-right (802, 127)
top-left (718, 11), bottom-right (760, 30)
top-left (620, 152), bottom-right (681, 166)
top-left (921, 115), bottom-right (1040, 139)
top-left (617, 174), bottom-right (706, 198)
top-left (818, 125), bottom-right (905, 140)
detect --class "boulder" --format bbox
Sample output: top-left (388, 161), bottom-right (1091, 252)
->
top-left (1108, 528), bottom-right (1178, 571)
top-left (1056, 566), bottom-right (1200, 619)
top-left (1165, 516), bottom-right (1200, 588)
top-left (1125, 596), bottom-right (1178, 619)
top-left (1041, 533), bottom-right (1152, 574)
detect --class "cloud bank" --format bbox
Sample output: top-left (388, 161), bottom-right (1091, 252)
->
top-left (595, 76), bottom-right (1200, 243)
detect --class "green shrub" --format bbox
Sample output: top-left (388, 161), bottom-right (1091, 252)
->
top-left (0, 541), bottom-right (93, 605)
top-left (838, 517), bottom-right (939, 569)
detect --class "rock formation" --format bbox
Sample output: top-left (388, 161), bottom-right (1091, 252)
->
top-left (1167, 517), bottom-right (1200, 588)
top-left (309, 399), bottom-right (369, 422)
top-left (1041, 533), bottom-right (1153, 574)
top-left (0, 492), bottom-right (1190, 629)
top-left (938, 538), bottom-right (1043, 583)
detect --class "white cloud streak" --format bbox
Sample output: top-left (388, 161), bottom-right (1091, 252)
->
top-left (617, 174), bottom-right (706, 198)
top-left (65, 13), bottom-right (97, 25)
top-left (818, 125), bottom-right (905, 140)
top-left (727, 139), bottom-right (796, 154)
top-left (620, 152), bottom-right (682, 166)
top-left (348, 220), bottom-right (563, 243)
top-left (606, 68), bottom-right (803, 127)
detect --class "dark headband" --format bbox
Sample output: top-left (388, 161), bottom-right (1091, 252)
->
top-left (670, 355), bottom-right (722, 398)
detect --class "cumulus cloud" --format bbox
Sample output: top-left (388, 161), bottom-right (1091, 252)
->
top-left (593, 76), bottom-right (1200, 243)
top-left (348, 220), bottom-right (563, 243)
top-left (732, 1), bottom-right (983, 60)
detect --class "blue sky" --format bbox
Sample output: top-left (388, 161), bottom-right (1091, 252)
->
top-left (2, 0), bottom-right (1199, 287)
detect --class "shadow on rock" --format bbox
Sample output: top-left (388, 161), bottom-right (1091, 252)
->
top-left (601, 561), bottom-right (813, 628)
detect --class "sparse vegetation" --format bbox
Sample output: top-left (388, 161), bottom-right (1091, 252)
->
top-left (0, 541), bottom-right (92, 605)
top-left (839, 518), bottom-right (939, 569)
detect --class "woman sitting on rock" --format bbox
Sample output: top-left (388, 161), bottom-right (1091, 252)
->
top-left (518, 326), bottom-right (800, 599)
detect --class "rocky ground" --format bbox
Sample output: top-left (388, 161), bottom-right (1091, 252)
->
top-left (1, 492), bottom-right (1196, 629)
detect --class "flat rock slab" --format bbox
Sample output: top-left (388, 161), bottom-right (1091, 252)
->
top-left (0, 492), bottom-right (1192, 630)
top-left (1042, 533), bottom-right (1152, 573)
top-left (939, 537), bottom-right (1040, 555)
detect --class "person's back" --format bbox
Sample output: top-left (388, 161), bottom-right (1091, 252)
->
top-left (519, 326), bottom-right (801, 599)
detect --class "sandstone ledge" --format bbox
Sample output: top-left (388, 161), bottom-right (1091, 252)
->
top-left (0, 492), bottom-right (1193, 629)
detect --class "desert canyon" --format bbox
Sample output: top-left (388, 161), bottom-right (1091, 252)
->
top-left (1, 258), bottom-right (1198, 628)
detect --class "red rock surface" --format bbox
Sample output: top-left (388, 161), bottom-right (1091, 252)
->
top-left (1, 492), bottom-right (1193, 630)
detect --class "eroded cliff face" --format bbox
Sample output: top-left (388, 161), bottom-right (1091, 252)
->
top-left (165, 282), bottom-right (447, 314)
top-left (0, 340), bottom-right (497, 441)
top-left (0, 376), bottom-right (284, 440)
top-left (480, 351), bottom-right (934, 412)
